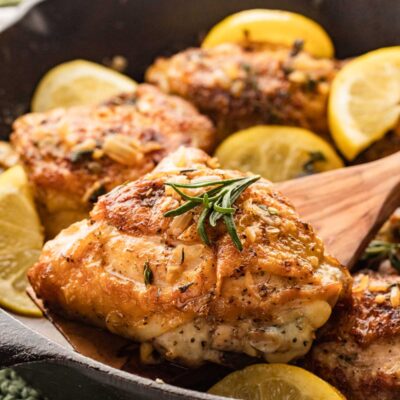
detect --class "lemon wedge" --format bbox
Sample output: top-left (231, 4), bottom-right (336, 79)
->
top-left (202, 9), bottom-right (334, 58)
top-left (329, 47), bottom-right (400, 160)
top-left (208, 364), bottom-right (346, 400)
top-left (215, 125), bottom-right (343, 182)
top-left (32, 59), bottom-right (137, 112)
top-left (0, 166), bottom-right (43, 316)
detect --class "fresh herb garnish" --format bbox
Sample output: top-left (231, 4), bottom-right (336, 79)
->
top-left (362, 240), bottom-right (400, 273)
top-left (180, 248), bottom-right (185, 264)
top-left (304, 76), bottom-right (318, 92)
top-left (88, 184), bottom-right (107, 203)
top-left (301, 151), bottom-right (326, 175)
top-left (70, 149), bottom-right (94, 163)
top-left (290, 39), bottom-right (304, 57)
top-left (242, 28), bottom-right (251, 41)
top-left (164, 175), bottom-right (261, 251)
top-left (143, 262), bottom-right (154, 286)
top-left (178, 282), bottom-right (194, 293)
top-left (241, 62), bottom-right (259, 90)
top-left (282, 65), bottom-right (294, 76)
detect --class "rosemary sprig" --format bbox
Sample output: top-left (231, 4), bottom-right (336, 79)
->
top-left (164, 175), bottom-right (261, 251)
top-left (302, 151), bottom-right (326, 175)
top-left (362, 240), bottom-right (400, 273)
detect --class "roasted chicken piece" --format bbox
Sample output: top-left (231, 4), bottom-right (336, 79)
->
top-left (146, 43), bottom-right (340, 141)
top-left (305, 271), bottom-right (400, 400)
top-left (11, 84), bottom-right (215, 237)
top-left (147, 43), bottom-right (400, 159)
top-left (29, 147), bottom-right (350, 367)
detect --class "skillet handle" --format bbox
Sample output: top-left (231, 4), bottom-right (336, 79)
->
top-left (0, 309), bottom-right (60, 366)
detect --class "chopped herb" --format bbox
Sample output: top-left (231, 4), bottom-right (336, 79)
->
top-left (241, 62), bottom-right (252, 74)
top-left (164, 175), bottom-right (261, 251)
top-left (301, 151), bottom-right (326, 175)
top-left (178, 282), bottom-right (194, 293)
top-left (290, 39), bottom-right (304, 57)
top-left (88, 184), bottom-right (107, 203)
top-left (143, 262), bottom-right (153, 285)
top-left (304, 76), bottom-right (318, 92)
top-left (180, 248), bottom-right (185, 264)
top-left (180, 168), bottom-right (197, 174)
top-left (70, 149), bottom-right (94, 163)
top-left (242, 29), bottom-right (251, 41)
top-left (282, 64), bottom-right (294, 76)
top-left (241, 62), bottom-right (259, 90)
top-left (362, 240), bottom-right (400, 273)
top-left (269, 109), bottom-right (281, 124)
top-left (257, 204), bottom-right (268, 212)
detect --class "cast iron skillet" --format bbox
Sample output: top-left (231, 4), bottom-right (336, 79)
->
top-left (1, 0), bottom-right (400, 399)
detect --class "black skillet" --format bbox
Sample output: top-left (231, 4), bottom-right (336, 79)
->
top-left (1, 0), bottom-right (400, 399)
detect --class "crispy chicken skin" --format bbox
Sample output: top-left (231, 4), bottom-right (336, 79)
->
top-left (305, 271), bottom-right (400, 400)
top-left (146, 43), bottom-right (340, 141)
top-left (147, 43), bottom-right (400, 157)
top-left (29, 147), bottom-right (350, 367)
top-left (11, 84), bottom-right (215, 237)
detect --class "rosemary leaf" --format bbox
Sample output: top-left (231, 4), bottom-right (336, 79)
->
top-left (197, 208), bottom-right (211, 246)
top-left (143, 262), bottom-right (153, 286)
top-left (164, 183), bottom-right (203, 203)
top-left (209, 210), bottom-right (222, 227)
top-left (389, 252), bottom-right (400, 273)
top-left (224, 214), bottom-right (243, 251)
top-left (362, 240), bottom-right (400, 273)
top-left (167, 177), bottom-right (244, 189)
top-left (203, 193), bottom-right (210, 208)
top-left (213, 204), bottom-right (235, 214)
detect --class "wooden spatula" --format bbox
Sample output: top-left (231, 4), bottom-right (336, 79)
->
top-left (277, 150), bottom-right (400, 268)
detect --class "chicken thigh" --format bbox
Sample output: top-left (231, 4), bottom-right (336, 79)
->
top-left (146, 43), bottom-right (340, 141)
top-left (146, 43), bottom-right (400, 160)
top-left (11, 84), bottom-right (215, 237)
top-left (306, 270), bottom-right (400, 400)
top-left (29, 147), bottom-right (350, 367)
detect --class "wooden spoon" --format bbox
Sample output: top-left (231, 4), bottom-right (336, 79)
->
top-left (277, 150), bottom-right (400, 268)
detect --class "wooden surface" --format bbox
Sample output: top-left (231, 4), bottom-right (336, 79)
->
top-left (277, 151), bottom-right (400, 268)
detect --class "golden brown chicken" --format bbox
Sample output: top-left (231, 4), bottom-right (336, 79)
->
top-left (11, 84), bottom-right (215, 237)
top-left (146, 43), bottom-right (340, 141)
top-left (305, 270), bottom-right (400, 400)
top-left (29, 147), bottom-right (350, 367)
top-left (146, 43), bottom-right (400, 160)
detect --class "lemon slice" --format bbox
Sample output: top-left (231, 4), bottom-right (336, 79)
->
top-left (0, 166), bottom-right (43, 316)
top-left (32, 59), bottom-right (137, 112)
top-left (215, 125), bottom-right (343, 182)
top-left (329, 47), bottom-right (400, 160)
top-left (202, 9), bottom-right (334, 58)
top-left (208, 364), bottom-right (346, 400)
